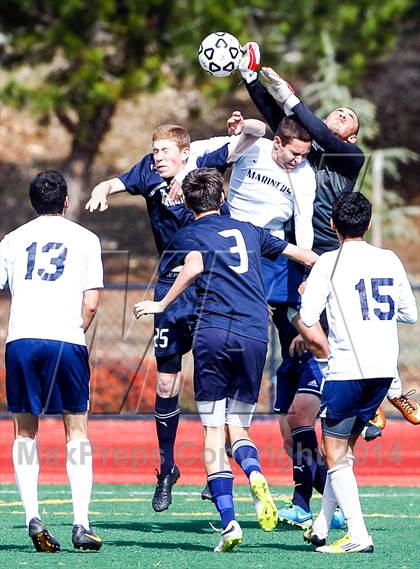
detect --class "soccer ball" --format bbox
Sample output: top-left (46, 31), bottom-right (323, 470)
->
top-left (198, 32), bottom-right (242, 77)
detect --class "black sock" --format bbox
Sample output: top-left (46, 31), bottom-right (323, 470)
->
top-left (155, 394), bottom-right (180, 476)
top-left (313, 452), bottom-right (328, 495)
top-left (291, 426), bottom-right (319, 512)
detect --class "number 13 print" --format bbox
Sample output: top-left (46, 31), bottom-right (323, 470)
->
top-left (25, 242), bottom-right (68, 281)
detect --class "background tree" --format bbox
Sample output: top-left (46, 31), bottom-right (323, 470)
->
top-left (0, 0), bottom-right (415, 218)
top-left (300, 33), bottom-right (418, 244)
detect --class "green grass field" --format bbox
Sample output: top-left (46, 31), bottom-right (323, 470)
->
top-left (0, 484), bottom-right (419, 568)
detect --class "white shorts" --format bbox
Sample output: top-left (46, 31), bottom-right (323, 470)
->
top-left (197, 398), bottom-right (256, 428)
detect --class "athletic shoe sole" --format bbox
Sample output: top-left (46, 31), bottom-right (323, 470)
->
top-left (250, 475), bottom-right (278, 532)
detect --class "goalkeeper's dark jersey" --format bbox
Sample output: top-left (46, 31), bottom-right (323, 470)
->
top-left (245, 79), bottom-right (365, 254)
top-left (119, 153), bottom-right (229, 257)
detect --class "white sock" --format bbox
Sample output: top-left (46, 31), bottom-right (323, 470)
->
top-left (312, 474), bottom-right (336, 539)
top-left (66, 438), bottom-right (93, 529)
top-left (387, 375), bottom-right (402, 400)
top-left (329, 462), bottom-right (370, 543)
top-left (12, 437), bottom-right (40, 527)
top-left (312, 452), bottom-right (355, 538)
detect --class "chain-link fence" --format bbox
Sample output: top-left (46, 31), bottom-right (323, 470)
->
top-left (0, 256), bottom-right (418, 417)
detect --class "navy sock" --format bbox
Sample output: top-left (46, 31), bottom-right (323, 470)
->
top-left (313, 453), bottom-right (328, 495)
top-left (232, 438), bottom-right (262, 479)
top-left (155, 394), bottom-right (180, 476)
top-left (291, 426), bottom-right (319, 512)
top-left (207, 471), bottom-right (235, 529)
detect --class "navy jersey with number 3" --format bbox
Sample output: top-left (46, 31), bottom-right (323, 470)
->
top-left (171, 214), bottom-right (288, 342)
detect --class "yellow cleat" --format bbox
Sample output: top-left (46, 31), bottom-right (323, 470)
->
top-left (249, 471), bottom-right (278, 532)
top-left (316, 533), bottom-right (374, 554)
top-left (389, 392), bottom-right (420, 425)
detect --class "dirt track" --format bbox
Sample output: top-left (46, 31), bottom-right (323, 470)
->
top-left (0, 418), bottom-right (418, 486)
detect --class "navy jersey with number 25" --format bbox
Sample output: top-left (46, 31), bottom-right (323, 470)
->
top-left (172, 214), bottom-right (288, 343)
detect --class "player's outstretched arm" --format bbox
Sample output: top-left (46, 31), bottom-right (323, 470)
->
top-left (281, 244), bottom-right (318, 267)
top-left (261, 66), bottom-right (364, 171)
top-left (227, 112), bottom-right (266, 162)
top-left (239, 43), bottom-right (285, 134)
top-left (85, 177), bottom-right (126, 212)
top-left (134, 251), bottom-right (204, 318)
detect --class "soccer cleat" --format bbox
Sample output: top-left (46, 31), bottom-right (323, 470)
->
top-left (249, 471), bottom-right (278, 531)
top-left (72, 525), bottom-right (103, 551)
top-left (213, 520), bottom-right (243, 553)
top-left (316, 533), bottom-right (374, 554)
top-left (330, 508), bottom-right (346, 529)
top-left (389, 392), bottom-right (420, 425)
top-left (201, 484), bottom-right (214, 502)
top-left (28, 517), bottom-right (61, 553)
top-left (152, 464), bottom-right (180, 512)
top-left (361, 421), bottom-right (382, 442)
top-left (277, 504), bottom-right (312, 529)
top-left (303, 527), bottom-right (326, 547)
top-left (371, 406), bottom-right (386, 430)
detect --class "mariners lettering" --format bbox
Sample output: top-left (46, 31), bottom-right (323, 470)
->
top-left (246, 169), bottom-right (291, 194)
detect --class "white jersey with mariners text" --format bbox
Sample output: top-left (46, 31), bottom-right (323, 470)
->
top-left (191, 137), bottom-right (316, 249)
top-left (0, 216), bottom-right (103, 345)
top-left (300, 241), bottom-right (417, 380)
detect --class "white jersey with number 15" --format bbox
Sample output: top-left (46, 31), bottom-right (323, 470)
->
top-left (300, 241), bottom-right (417, 380)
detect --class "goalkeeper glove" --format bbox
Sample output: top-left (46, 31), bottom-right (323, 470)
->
top-left (238, 42), bottom-right (260, 83)
top-left (260, 67), bottom-right (300, 114)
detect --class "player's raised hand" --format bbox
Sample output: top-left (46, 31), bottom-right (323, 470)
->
top-left (168, 178), bottom-right (184, 201)
top-left (85, 180), bottom-right (112, 212)
top-left (85, 178), bottom-right (125, 212)
top-left (134, 300), bottom-right (164, 319)
top-left (238, 42), bottom-right (260, 83)
top-left (227, 111), bottom-right (245, 135)
top-left (85, 193), bottom-right (109, 212)
top-left (260, 67), bottom-right (300, 113)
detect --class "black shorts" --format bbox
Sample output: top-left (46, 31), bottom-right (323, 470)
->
top-left (153, 278), bottom-right (196, 358)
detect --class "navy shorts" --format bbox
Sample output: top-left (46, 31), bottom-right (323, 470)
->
top-left (193, 328), bottom-right (267, 404)
top-left (262, 256), bottom-right (305, 304)
top-left (6, 339), bottom-right (90, 415)
top-left (154, 278), bottom-right (196, 359)
top-left (321, 377), bottom-right (393, 439)
top-left (274, 352), bottom-right (322, 414)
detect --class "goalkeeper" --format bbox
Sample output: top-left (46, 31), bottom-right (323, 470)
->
top-left (239, 43), bottom-right (420, 427)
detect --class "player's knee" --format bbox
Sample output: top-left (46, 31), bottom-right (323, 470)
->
top-left (157, 374), bottom-right (180, 398)
top-left (15, 430), bottom-right (37, 439)
top-left (65, 426), bottom-right (88, 442)
top-left (13, 414), bottom-right (38, 439)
